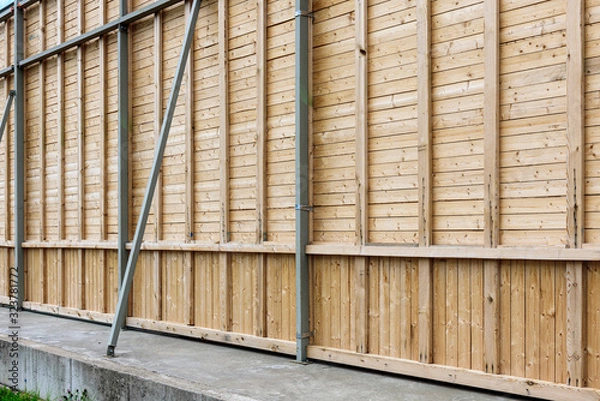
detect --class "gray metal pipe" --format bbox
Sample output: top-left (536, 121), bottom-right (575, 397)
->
top-left (0, 90), bottom-right (15, 145)
top-left (295, 0), bottom-right (311, 362)
top-left (107, 0), bottom-right (202, 356)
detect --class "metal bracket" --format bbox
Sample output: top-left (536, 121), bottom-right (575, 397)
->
top-left (295, 204), bottom-right (313, 212)
top-left (294, 10), bottom-right (313, 19)
top-left (296, 330), bottom-right (314, 340)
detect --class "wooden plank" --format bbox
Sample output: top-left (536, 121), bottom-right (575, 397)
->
top-left (525, 260), bottom-right (540, 380)
top-left (511, 260), bottom-right (525, 378)
top-left (153, 8), bottom-right (164, 321)
top-left (253, 0), bottom-right (267, 338)
top-left (351, 256), bottom-right (368, 353)
top-left (416, 0), bottom-right (432, 364)
top-left (566, 261), bottom-right (585, 386)
top-left (58, 0), bottom-right (65, 306)
top-left (39, 2), bottom-right (47, 244)
top-left (484, 0), bottom-right (499, 249)
top-left (588, 263), bottom-right (600, 389)
top-left (417, 0), bottom-right (431, 247)
top-left (185, 0), bottom-right (194, 244)
top-left (307, 345), bottom-right (600, 401)
top-left (484, 260), bottom-right (499, 373)
top-left (355, 0), bottom-right (367, 245)
top-left (566, 0), bottom-right (585, 248)
top-left (540, 261), bottom-right (556, 382)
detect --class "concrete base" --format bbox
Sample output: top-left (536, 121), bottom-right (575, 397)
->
top-left (0, 308), bottom-right (528, 401)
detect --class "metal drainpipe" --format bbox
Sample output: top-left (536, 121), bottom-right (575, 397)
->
top-left (295, 0), bottom-right (310, 362)
top-left (14, 0), bottom-right (25, 310)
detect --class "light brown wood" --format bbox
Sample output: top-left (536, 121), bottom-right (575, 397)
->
top-left (567, 0), bottom-right (585, 248)
top-left (566, 261), bottom-right (585, 386)
top-left (355, 0), bottom-right (368, 245)
top-left (307, 345), bottom-right (600, 401)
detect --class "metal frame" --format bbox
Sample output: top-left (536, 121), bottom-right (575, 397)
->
top-left (107, 0), bottom-right (203, 356)
top-left (295, 0), bottom-right (311, 362)
top-left (0, 90), bottom-right (15, 145)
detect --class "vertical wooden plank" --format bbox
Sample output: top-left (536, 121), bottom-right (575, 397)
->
top-left (57, 0), bottom-right (65, 307)
top-left (555, 262), bottom-right (567, 384)
top-left (331, 257), bottom-right (341, 349)
top-left (183, 251), bottom-right (194, 325)
top-left (185, 0), bottom-right (195, 244)
top-left (457, 261), bottom-right (471, 369)
top-left (351, 256), bottom-right (368, 353)
top-left (566, 0), bottom-right (585, 249)
top-left (566, 0), bottom-right (586, 387)
top-left (587, 264), bottom-right (600, 388)
top-left (183, 0), bottom-right (195, 327)
top-left (499, 261), bottom-right (511, 375)
top-left (76, 0), bottom-right (85, 311)
top-left (411, 261), bottom-right (419, 361)
top-left (280, 255), bottom-right (291, 341)
top-left (379, 258), bottom-right (390, 355)
top-left (254, 0), bottom-right (267, 338)
top-left (153, 9), bottom-right (164, 322)
top-left (367, 257), bottom-right (378, 353)
top-left (525, 261), bottom-right (540, 380)
top-left (390, 259), bottom-right (400, 358)
top-left (567, 261), bottom-right (585, 386)
top-left (219, 0), bottom-right (230, 332)
top-left (99, 0), bottom-right (108, 314)
top-left (483, 0), bottom-right (500, 376)
top-left (446, 259), bottom-right (458, 367)
top-left (38, 0), bottom-right (47, 304)
top-left (432, 260), bottom-right (445, 365)
top-left (355, 0), bottom-right (367, 245)
top-left (39, 1), bottom-right (46, 244)
top-left (539, 262), bottom-right (556, 383)
top-left (417, 0), bottom-right (432, 364)
top-left (471, 260), bottom-right (484, 372)
top-left (511, 260), bottom-right (526, 378)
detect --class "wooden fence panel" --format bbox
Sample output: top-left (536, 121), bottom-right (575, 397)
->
top-left (2, 0), bottom-right (600, 398)
top-left (367, 0), bottom-right (418, 245)
top-left (499, 0), bottom-right (568, 246)
top-left (431, 0), bottom-right (485, 246)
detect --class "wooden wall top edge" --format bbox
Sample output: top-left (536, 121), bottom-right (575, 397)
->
top-left (20, 240), bottom-right (295, 253)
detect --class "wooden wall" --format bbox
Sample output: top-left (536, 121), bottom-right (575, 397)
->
top-left (0, 0), bottom-right (600, 398)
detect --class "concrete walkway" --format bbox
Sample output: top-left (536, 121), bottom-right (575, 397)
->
top-left (0, 307), bottom-right (532, 401)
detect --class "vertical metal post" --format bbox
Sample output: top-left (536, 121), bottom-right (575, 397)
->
top-left (118, 0), bottom-right (130, 291)
top-left (14, 0), bottom-right (25, 310)
top-left (107, 0), bottom-right (203, 356)
top-left (0, 91), bottom-right (15, 145)
top-left (295, 0), bottom-right (310, 362)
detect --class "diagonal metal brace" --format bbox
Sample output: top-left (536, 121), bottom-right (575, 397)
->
top-left (0, 90), bottom-right (15, 145)
top-left (106, 0), bottom-right (203, 357)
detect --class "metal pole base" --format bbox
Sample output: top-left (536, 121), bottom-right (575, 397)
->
top-left (106, 345), bottom-right (116, 357)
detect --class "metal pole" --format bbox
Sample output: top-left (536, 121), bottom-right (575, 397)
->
top-left (107, 0), bottom-right (202, 356)
top-left (14, 0), bottom-right (24, 310)
top-left (117, 0), bottom-right (129, 292)
top-left (0, 90), bottom-right (15, 144)
top-left (295, 0), bottom-right (310, 362)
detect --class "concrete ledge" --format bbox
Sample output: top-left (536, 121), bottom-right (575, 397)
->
top-left (0, 335), bottom-right (256, 401)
